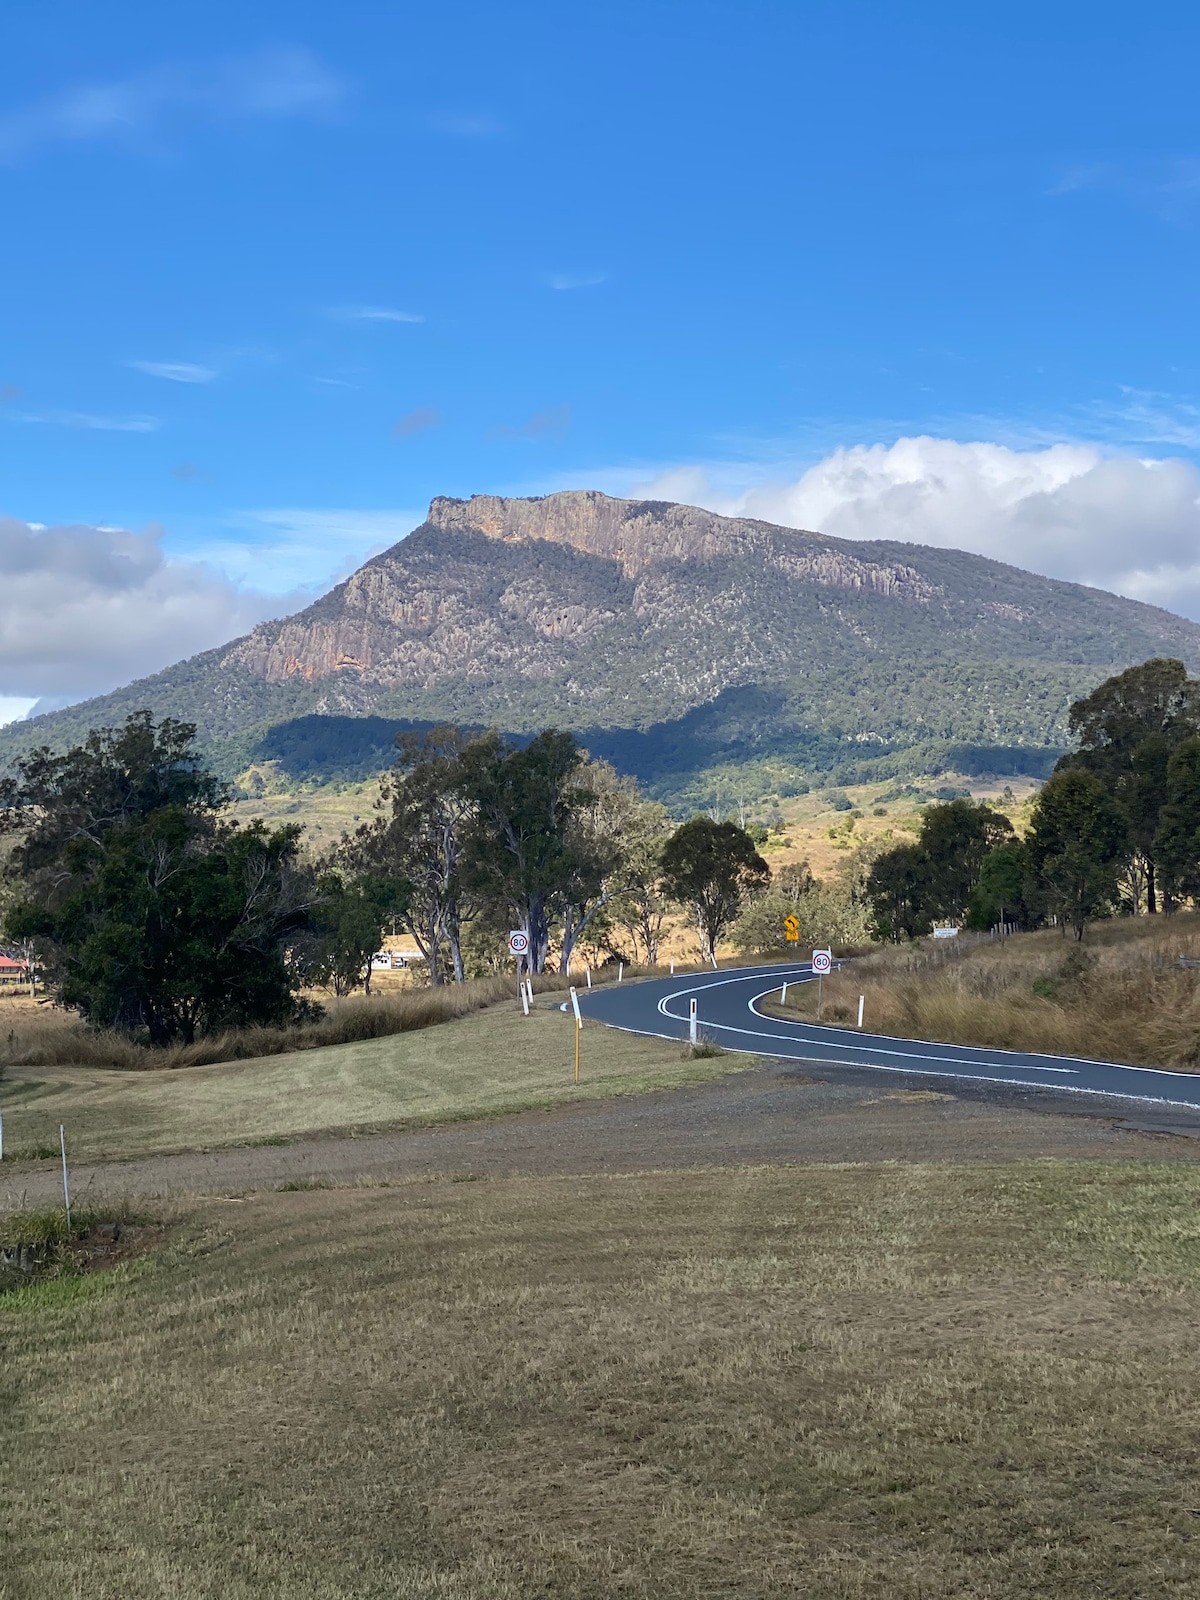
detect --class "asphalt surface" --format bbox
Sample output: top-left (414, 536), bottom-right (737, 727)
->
top-left (576, 961), bottom-right (1200, 1112)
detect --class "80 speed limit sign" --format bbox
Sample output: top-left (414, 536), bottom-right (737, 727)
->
top-left (508, 930), bottom-right (530, 957)
top-left (811, 948), bottom-right (832, 975)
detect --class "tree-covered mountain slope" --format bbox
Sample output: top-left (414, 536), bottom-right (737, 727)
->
top-left (4, 489), bottom-right (1199, 797)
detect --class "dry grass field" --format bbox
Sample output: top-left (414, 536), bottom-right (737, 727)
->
top-left (775, 913), bottom-right (1200, 1068)
top-left (0, 1001), bottom-right (738, 1163)
top-left (4, 1159), bottom-right (1200, 1598)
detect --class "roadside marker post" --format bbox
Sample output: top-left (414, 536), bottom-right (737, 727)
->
top-left (59, 1124), bottom-right (71, 1231)
top-left (618, 962), bottom-right (623, 983)
top-left (857, 994), bottom-right (865, 1029)
top-left (670, 959), bottom-right (675, 975)
top-left (689, 998), bottom-right (698, 1046)
top-left (586, 966), bottom-right (592, 988)
top-left (780, 981), bottom-right (788, 1007)
top-left (520, 985), bottom-right (529, 1016)
top-left (569, 986), bottom-right (583, 1083)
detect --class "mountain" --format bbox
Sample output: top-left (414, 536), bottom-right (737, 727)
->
top-left (5, 489), bottom-right (1200, 805)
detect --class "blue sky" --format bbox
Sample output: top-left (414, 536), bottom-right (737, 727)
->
top-left (6, 1), bottom-right (1200, 716)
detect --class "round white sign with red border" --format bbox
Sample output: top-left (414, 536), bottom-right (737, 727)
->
top-left (811, 949), bottom-right (832, 975)
top-left (508, 930), bottom-right (530, 956)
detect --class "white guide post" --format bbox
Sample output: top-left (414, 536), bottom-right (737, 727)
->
top-left (618, 962), bottom-right (623, 983)
top-left (689, 998), bottom-right (698, 1046)
top-left (59, 1123), bottom-right (71, 1231)
top-left (857, 994), bottom-right (865, 1029)
top-left (520, 985), bottom-right (529, 1016)
top-left (781, 980), bottom-right (788, 1006)
top-left (586, 967), bottom-right (592, 988)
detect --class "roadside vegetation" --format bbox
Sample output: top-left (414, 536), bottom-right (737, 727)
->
top-left (0, 714), bottom-right (767, 1065)
top-left (0, 970), bottom-right (593, 1071)
top-left (9, 656), bottom-right (1200, 1075)
top-left (775, 913), bottom-right (1200, 1068)
top-left (5, 1161), bottom-right (1200, 1597)
top-left (863, 657), bottom-right (1200, 944)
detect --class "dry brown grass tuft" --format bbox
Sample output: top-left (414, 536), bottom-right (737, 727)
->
top-left (4, 1161), bottom-right (1200, 1596)
top-left (777, 912), bottom-right (1200, 1067)
top-left (0, 971), bottom-right (606, 1072)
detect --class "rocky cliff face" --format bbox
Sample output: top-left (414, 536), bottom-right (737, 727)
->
top-left (220, 491), bottom-right (945, 700)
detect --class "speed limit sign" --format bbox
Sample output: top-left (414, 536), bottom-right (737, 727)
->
top-left (811, 948), bottom-right (832, 975)
top-left (508, 930), bottom-right (530, 957)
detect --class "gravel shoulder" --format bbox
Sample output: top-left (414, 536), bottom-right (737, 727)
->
top-left (5, 1058), bottom-right (1200, 1210)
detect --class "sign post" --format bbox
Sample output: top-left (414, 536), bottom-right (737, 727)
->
top-left (508, 930), bottom-right (530, 1004)
top-left (811, 948), bottom-right (832, 1022)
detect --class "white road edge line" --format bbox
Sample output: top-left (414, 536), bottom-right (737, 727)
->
top-left (588, 1018), bottom-right (1200, 1111)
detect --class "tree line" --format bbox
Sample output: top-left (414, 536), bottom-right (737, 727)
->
top-left (867, 657), bottom-right (1200, 941)
top-left (0, 713), bottom-right (776, 1045)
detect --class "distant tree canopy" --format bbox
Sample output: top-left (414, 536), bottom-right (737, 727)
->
top-left (866, 658), bottom-right (1200, 942)
top-left (866, 799), bottom-right (1013, 941)
top-left (339, 725), bottom-right (668, 978)
top-left (1059, 657), bottom-right (1200, 914)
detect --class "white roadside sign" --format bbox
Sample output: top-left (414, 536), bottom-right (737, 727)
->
top-left (508, 930), bottom-right (530, 957)
top-left (811, 948), bottom-right (832, 975)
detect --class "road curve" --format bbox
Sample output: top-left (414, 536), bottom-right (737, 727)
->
top-left (575, 961), bottom-right (1200, 1110)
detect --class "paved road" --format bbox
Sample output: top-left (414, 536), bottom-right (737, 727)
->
top-left (576, 961), bottom-right (1200, 1110)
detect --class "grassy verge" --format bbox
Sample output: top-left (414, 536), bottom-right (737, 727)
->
top-left (3, 1160), bottom-right (1200, 1597)
top-left (770, 912), bottom-right (1200, 1068)
top-left (0, 1003), bottom-right (741, 1163)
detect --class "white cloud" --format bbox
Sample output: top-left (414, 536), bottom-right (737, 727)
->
top-left (5, 408), bottom-right (159, 432)
top-left (0, 516), bottom-right (298, 704)
top-left (546, 272), bottom-right (606, 291)
top-left (127, 360), bottom-right (216, 384)
top-left (0, 47), bottom-right (343, 161)
top-left (626, 436), bottom-right (1200, 621)
top-left (330, 306), bottom-right (424, 324)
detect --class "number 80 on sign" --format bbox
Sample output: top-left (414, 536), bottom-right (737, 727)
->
top-left (811, 949), bottom-right (832, 975)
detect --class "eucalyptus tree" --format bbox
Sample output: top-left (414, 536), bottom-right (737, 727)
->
top-left (460, 729), bottom-right (604, 975)
top-left (1026, 768), bottom-right (1128, 939)
top-left (1061, 658), bottom-right (1199, 912)
top-left (659, 817), bottom-right (770, 964)
top-left (339, 726), bottom-right (471, 983)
